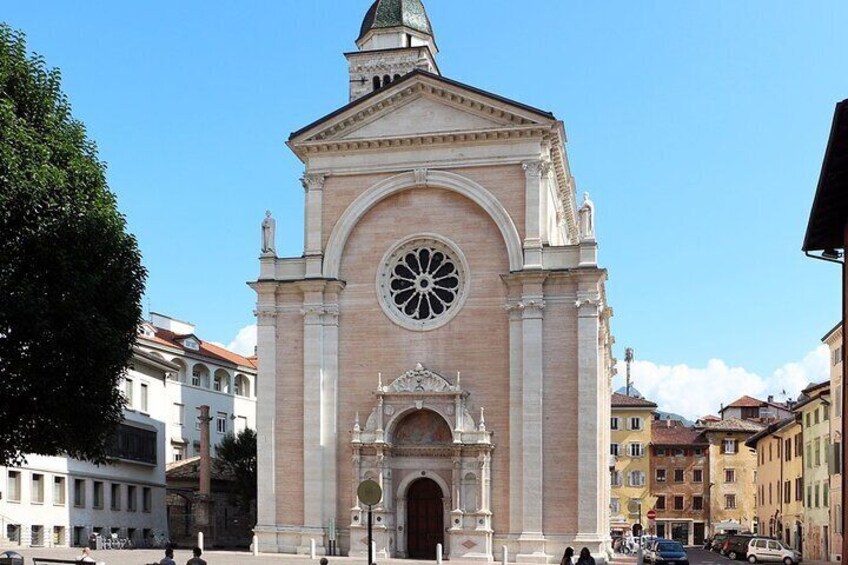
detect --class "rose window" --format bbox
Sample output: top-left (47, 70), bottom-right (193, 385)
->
top-left (377, 236), bottom-right (469, 331)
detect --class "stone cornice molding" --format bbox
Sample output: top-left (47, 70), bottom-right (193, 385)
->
top-left (301, 173), bottom-right (326, 192)
top-left (324, 169), bottom-right (523, 277)
top-left (384, 363), bottom-right (456, 393)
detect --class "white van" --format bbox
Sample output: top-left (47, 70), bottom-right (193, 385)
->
top-left (746, 538), bottom-right (802, 565)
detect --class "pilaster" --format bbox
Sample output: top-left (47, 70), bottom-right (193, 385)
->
top-left (254, 290), bottom-right (278, 533)
top-left (522, 161), bottom-right (549, 269)
top-left (302, 173), bottom-right (326, 278)
top-left (505, 298), bottom-right (524, 535)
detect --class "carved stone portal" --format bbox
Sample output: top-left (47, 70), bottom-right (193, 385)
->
top-left (350, 365), bottom-right (494, 561)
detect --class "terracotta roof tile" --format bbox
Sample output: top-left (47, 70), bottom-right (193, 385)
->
top-left (611, 392), bottom-right (657, 408)
top-left (704, 417), bottom-right (766, 434)
top-left (166, 456), bottom-right (234, 481)
top-left (725, 395), bottom-right (764, 408)
top-left (652, 425), bottom-right (708, 446)
top-left (143, 328), bottom-right (257, 370)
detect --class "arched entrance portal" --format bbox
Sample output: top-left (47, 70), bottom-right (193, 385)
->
top-left (407, 478), bottom-right (444, 559)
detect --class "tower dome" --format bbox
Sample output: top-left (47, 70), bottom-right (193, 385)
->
top-left (358, 0), bottom-right (433, 42)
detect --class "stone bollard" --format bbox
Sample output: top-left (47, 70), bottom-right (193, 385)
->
top-left (198, 531), bottom-right (204, 552)
top-left (502, 545), bottom-right (509, 565)
top-left (252, 535), bottom-right (259, 556)
top-left (436, 543), bottom-right (443, 565)
top-left (311, 538), bottom-right (317, 559)
top-left (372, 541), bottom-right (377, 563)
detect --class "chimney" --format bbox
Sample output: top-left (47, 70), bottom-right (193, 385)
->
top-left (767, 395), bottom-right (774, 403)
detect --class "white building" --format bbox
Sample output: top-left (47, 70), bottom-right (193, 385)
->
top-left (0, 349), bottom-right (172, 547)
top-left (136, 312), bottom-right (258, 464)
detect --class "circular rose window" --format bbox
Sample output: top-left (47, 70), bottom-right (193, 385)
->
top-left (377, 235), bottom-right (470, 331)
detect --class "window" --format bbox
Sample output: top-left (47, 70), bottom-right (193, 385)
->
top-left (824, 482), bottom-right (830, 507)
top-left (672, 448), bottom-right (685, 457)
top-left (7, 471), bottom-right (20, 502)
top-left (110, 483), bottom-right (121, 511)
top-left (191, 369), bottom-right (201, 387)
top-left (674, 469), bottom-right (684, 483)
top-left (31, 525), bottom-right (44, 546)
top-left (815, 438), bottom-right (822, 466)
top-left (611, 417), bottom-right (620, 430)
top-left (628, 471), bottom-right (645, 487)
top-left (53, 476), bottom-right (65, 505)
top-left (656, 495), bottom-right (666, 510)
top-left (807, 443), bottom-right (813, 468)
top-left (795, 434), bottom-right (803, 457)
top-left (815, 408), bottom-right (820, 425)
top-left (725, 494), bottom-right (736, 509)
top-left (693, 496), bottom-right (703, 510)
top-left (785, 480), bottom-right (791, 504)
top-left (725, 468), bottom-right (736, 483)
top-left (693, 469), bottom-right (703, 483)
top-left (234, 374), bottom-right (250, 397)
top-left (174, 446), bottom-right (185, 462)
top-left (73, 479), bottom-right (85, 507)
top-left (769, 482), bottom-right (773, 505)
top-left (807, 485), bottom-right (813, 507)
top-left (372, 76), bottom-right (381, 91)
top-left (795, 477), bottom-right (803, 502)
top-left (214, 374), bottom-right (223, 392)
top-left (184, 338), bottom-right (199, 350)
top-left (610, 443), bottom-right (620, 457)
top-left (693, 447), bottom-right (704, 456)
top-left (815, 483), bottom-right (821, 508)
top-left (806, 413), bottom-right (812, 428)
top-left (769, 442), bottom-right (773, 461)
top-left (93, 481), bottom-right (103, 509)
top-left (610, 498), bottom-right (620, 514)
top-left (656, 469), bottom-right (667, 483)
top-left (173, 403), bottom-right (184, 426)
top-left (108, 423), bottom-right (157, 465)
top-left (723, 439), bottom-right (737, 454)
top-left (31, 474), bottom-right (44, 503)
top-left (629, 443), bottom-right (644, 458)
top-left (611, 470), bottom-right (622, 487)
top-left (655, 447), bottom-right (667, 456)
top-left (674, 496), bottom-right (684, 510)
top-left (140, 383), bottom-right (148, 412)
top-left (53, 526), bottom-right (65, 546)
top-left (127, 485), bottom-right (137, 512)
top-left (142, 487), bottom-right (152, 513)
top-left (785, 438), bottom-right (792, 461)
top-left (630, 417), bottom-right (642, 431)
top-left (834, 346), bottom-right (842, 366)
top-left (216, 412), bottom-right (227, 434)
top-left (124, 378), bottom-right (134, 409)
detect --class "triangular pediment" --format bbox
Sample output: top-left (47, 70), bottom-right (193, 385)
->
top-left (289, 70), bottom-right (555, 146)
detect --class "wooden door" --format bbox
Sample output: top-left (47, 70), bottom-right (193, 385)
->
top-left (407, 478), bottom-right (444, 559)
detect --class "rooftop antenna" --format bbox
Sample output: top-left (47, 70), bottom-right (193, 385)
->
top-left (624, 347), bottom-right (634, 397)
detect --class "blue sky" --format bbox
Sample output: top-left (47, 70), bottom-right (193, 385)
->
top-left (5, 1), bottom-right (847, 416)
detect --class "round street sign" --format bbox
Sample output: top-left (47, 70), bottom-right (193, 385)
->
top-left (647, 509), bottom-right (657, 521)
top-left (357, 479), bottom-right (383, 506)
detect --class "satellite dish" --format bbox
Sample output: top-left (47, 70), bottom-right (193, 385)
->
top-left (358, 479), bottom-right (383, 506)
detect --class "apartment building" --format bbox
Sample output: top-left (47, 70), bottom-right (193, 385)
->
top-left (795, 381), bottom-right (831, 561)
top-left (824, 323), bottom-right (843, 561)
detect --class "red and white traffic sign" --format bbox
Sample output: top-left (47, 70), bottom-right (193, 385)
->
top-left (646, 509), bottom-right (657, 521)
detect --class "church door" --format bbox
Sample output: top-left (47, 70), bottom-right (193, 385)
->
top-left (407, 478), bottom-right (444, 559)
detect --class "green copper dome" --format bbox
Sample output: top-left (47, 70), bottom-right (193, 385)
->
top-left (358, 0), bottom-right (433, 41)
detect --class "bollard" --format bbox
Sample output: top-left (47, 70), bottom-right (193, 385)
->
top-left (436, 543), bottom-right (443, 565)
top-left (311, 538), bottom-right (317, 560)
top-left (372, 541), bottom-right (377, 564)
top-left (198, 531), bottom-right (204, 552)
top-left (253, 534), bottom-right (259, 556)
top-left (502, 545), bottom-right (509, 565)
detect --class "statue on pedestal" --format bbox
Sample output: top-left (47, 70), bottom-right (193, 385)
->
top-left (578, 192), bottom-right (595, 241)
top-left (261, 210), bottom-right (276, 255)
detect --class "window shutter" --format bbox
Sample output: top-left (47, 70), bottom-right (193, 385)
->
top-left (734, 440), bottom-right (739, 453)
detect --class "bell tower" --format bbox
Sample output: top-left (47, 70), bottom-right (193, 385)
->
top-left (346, 0), bottom-right (440, 101)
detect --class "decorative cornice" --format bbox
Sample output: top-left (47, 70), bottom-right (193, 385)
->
top-left (503, 300), bottom-right (545, 312)
top-left (253, 306), bottom-right (277, 325)
top-left (301, 173), bottom-right (326, 192)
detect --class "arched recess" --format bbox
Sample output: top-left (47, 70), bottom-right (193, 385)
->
top-left (323, 170), bottom-right (524, 278)
top-left (390, 409), bottom-right (454, 445)
top-left (395, 470), bottom-right (451, 501)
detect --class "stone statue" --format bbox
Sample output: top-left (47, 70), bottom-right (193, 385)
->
top-left (261, 210), bottom-right (276, 255)
top-left (578, 192), bottom-right (595, 241)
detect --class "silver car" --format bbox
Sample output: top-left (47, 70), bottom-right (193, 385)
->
top-left (746, 538), bottom-right (802, 565)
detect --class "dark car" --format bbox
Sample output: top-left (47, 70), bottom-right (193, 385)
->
top-left (707, 533), bottom-right (730, 552)
top-left (723, 534), bottom-right (757, 560)
top-left (650, 540), bottom-right (688, 565)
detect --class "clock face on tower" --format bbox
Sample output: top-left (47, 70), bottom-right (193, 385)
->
top-left (376, 234), bottom-right (469, 331)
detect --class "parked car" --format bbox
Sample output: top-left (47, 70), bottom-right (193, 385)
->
top-left (723, 534), bottom-right (757, 560)
top-left (645, 539), bottom-right (671, 563)
top-left (745, 538), bottom-right (802, 565)
top-left (648, 539), bottom-right (688, 565)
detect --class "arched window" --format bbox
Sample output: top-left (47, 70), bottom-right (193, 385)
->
top-left (373, 76), bottom-right (381, 91)
top-left (170, 359), bottom-right (187, 383)
top-left (213, 369), bottom-right (230, 393)
top-left (383, 74), bottom-right (391, 86)
top-left (234, 374), bottom-right (251, 397)
top-left (192, 364), bottom-right (210, 388)
top-left (393, 74), bottom-right (401, 81)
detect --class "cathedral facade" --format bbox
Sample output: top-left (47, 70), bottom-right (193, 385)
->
top-left (251, 1), bottom-right (614, 562)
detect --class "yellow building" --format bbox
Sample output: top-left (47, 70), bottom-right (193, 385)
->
top-left (823, 323), bottom-right (843, 561)
top-left (703, 418), bottom-right (765, 535)
top-left (745, 417), bottom-right (804, 550)
top-left (795, 381), bottom-right (831, 561)
top-left (610, 392), bottom-right (657, 536)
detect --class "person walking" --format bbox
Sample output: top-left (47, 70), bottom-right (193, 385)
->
top-left (158, 547), bottom-right (176, 565)
top-left (561, 546), bottom-right (575, 565)
top-left (75, 547), bottom-right (95, 562)
top-left (186, 546), bottom-right (207, 565)
top-left (576, 547), bottom-right (596, 565)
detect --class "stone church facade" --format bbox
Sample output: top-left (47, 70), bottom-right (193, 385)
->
top-left (251, 1), bottom-right (615, 562)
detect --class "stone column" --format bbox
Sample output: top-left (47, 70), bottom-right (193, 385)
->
top-left (254, 299), bottom-right (278, 535)
top-left (301, 284), bottom-right (326, 552)
top-left (193, 405), bottom-right (214, 544)
top-left (521, 161), bottom-right (546, 269)
top-left (506, 299), bottom-right (524, 534)
top-left (302, 173), bottom-right (326, 278)
top-left (517, 275), bottom-right (547, 563)
top-left (574, 276), bottom-right (603, 547)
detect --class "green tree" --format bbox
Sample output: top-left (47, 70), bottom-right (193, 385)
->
top-left (0, 24), bottom-right (146, 466)
top-left (217, 428), bottom-right (257, 510)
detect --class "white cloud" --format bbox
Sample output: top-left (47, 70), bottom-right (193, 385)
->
top-left (614, 345), bottom-right (830, 421)
top-left (227, 324), bottom-right (257, 357)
